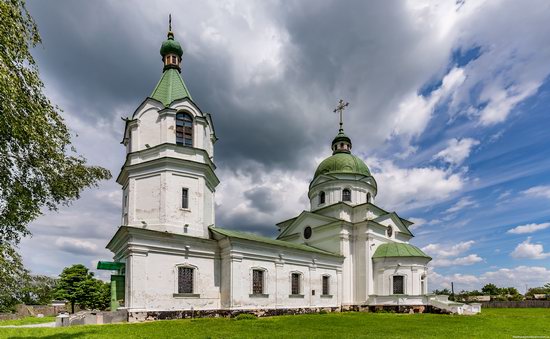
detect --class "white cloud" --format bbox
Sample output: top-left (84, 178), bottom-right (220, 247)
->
top-left (445, 196), bottom-right (477, 214)
top-left (507, 222), bottom-right (550, 235)
top-left (523, 185), bottom-right (550, 199)
top-left (422, 240), bottom-right (475, 258)
top-left (435, 138), bottom-right (479, 166)
top-left (430, 266), bottom-right (550, 293)
top-left (511, 237), bottom-right (550, 259)
top-left (369, 158), bottom-right (465, 211)
top-left (431, 254), bottom-right (483, 267)
top-left (55, 237), bottom-right (100, 256)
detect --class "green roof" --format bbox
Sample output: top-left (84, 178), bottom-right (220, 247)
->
top-left (209, 226), bottom-right (341, 257)
top-left (97, 261), bottom-right (125, 271)
top-left (151, 68), bottom-right (191, 106)
top-left (313, 152), bottom-right (371, 180)
top-left (160, 32), bottom-right (183, 57)
top-left (372, 242), bottom-right (431, 260)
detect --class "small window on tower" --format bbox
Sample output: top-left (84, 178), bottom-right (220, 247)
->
top-left (176, 113), bottom-right (193, 146)
top-left (172, 55), bottom-right (177, 64)
top-left (182, 188), bottom-right (189, 209)
top-left (319, 191), bottom-right (325, 205)
top-left (342, 188), bottom-right (351, 202)
top-left (367, 193), bottom-right (371, 203)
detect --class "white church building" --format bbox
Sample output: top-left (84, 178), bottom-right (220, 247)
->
top-left (100, 24), bottom-right (478, 320)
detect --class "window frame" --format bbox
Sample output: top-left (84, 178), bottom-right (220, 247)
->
top-left (289, 272), bottom-right (303, 297)
top-left (250, 268), bottom-right (268, 297)
top-left (176, 112), bottom-right (193, 147)
top-left (342, 188), bottom-right (352, 202)
top-left (319, 191), bottom-right (326, 205)
top-left (392, 275), bottom-right (405, 295)
top-left (321, 275), bottom-right (331, 296)
top-left (181, 187), bottom-right (189, 209)
top-left (173, 265), bottom-right (200, 298)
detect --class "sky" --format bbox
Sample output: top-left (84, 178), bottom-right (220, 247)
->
top-left (19, 0), bottom-right (550, 293)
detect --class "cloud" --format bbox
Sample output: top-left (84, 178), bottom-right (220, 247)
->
top-left (422, 240), bottom-right (475, 258)
top-left (430, 266), bottom-right (550, 293)
top-left (55, 237), bottom-right (101, 256)
top-left (434, 138), bottom-right (479, 166)
top-left (507, 222), bottom-right (550, 235)
top-left (445, 196), bottom-right (477, 214)
top-left (523, 185), bottom-right (550, 199)
top-left (369, 158), bottom-right (466, 211)
top-left (431, 254), bottom-right (483, 267)
top-left (511, 237), bottom-right (550, 259)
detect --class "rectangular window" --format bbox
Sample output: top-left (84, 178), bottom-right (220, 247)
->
top-left (322, 276), bottom-right (330, 295)
top-left (252, 269), bottom-right (264, 294)
top-left (291, 273), bottom-right (301, 295)
top-left (178, 267), bottom-right (194, 294)
top-left (182, 188), bottom-right (189, 209)
top-left (393, 276), bottom-right (404, 294)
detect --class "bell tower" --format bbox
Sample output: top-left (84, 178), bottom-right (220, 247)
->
top-left (117, 17), bottom-right (219, 238)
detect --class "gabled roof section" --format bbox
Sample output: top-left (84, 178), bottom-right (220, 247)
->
top-left (373, 212), bottom-right (414, 237)
top-left (209, 226), bottom-right (341, 257)
top-left (373, 242), bottom-right (431, 260)
top-left (276, 211), bottom-right (340, 239)
top-left (151, 68), bottom-right (192, 106)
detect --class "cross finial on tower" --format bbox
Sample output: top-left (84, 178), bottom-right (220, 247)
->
top-left (333, 99), bottom-right (349, 132)
top-left (169, 14), bottom-right (172, 32)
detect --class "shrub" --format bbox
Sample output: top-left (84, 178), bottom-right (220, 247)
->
top-left (234, 313), bottom-right (257, 320)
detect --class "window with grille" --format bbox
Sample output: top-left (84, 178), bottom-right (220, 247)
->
top-left (322, 276), bottom-right (330, 295)
top-left (182, 188), bottom-right (189, 209)
top-left (252, 269), bottom-right (264, 294)
top-left (393, 276), bottom-right (404, 294)
top-left (319, 191), bottom-right (325, 205)
top-left (178, 267), bottom-right (194, 293)
top-left (291, 273), bottom-right (301, 295)
top-left (342, 188), bottom-right (351, 202)
top-left (176, 113), bottom-right (193, 147)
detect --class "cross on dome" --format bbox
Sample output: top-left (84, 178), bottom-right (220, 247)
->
top-left (333, 99), bottom-right (349, 132)
top-left (331, 99), bottom-right (352, 154)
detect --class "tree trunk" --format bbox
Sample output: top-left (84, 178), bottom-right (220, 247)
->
top-left (71, 301), bottom-right (75, 314)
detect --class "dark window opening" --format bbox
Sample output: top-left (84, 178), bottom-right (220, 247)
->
top-left (322, 276), bottom-right (330, 295)
top-left (291, 273), bottom-right (301, 295)
top-left (178, 267), bottom-right (194, 293)
top-left (182, 188), bottom-right (189, 209)
top-left (304, 226), bottom-right (312, 239)
top-left (367, 193), bottom-right (371, 203)
top-left (393, 276), bottom-right (404, 294)
top-left (252, 269), bottom-right (264, 294)
top-left (342, 188), bottom-right (351, 202)
top-left (387, 226), bottom-right (393, 237)
top-left (176, 113), bottom-right (193, 146)
top-left (319, 191), bottom-right (326, 205)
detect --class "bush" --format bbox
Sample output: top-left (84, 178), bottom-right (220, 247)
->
top-left (318, 310), bottom-right (328, 315)
top-left (234, 313), bottom-right (257, 320)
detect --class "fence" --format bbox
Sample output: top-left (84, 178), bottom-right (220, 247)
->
top-left (481, 300), bottom-right (550, 308)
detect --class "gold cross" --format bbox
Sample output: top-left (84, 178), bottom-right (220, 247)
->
top-left (333, 99), bottom-right (349, 131)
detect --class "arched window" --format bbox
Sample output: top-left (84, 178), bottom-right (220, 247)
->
top-left (367, 192), bottom-right (371, 203)
top-left (342, 188), bottom-right (351, 202)
top-left (319, 191), bottom-right (326, 205)
top-left (176, 113), bottom-right (193, 146)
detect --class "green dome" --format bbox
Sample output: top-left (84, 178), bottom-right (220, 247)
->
top-left (313, 152), bottom-right (371, 180)
top-left (332, 130), bottom-right (351, 145)
top-left (160, 32), bottom-right (183, 57)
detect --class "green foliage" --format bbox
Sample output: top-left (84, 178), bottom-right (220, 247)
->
top-left (21, 275), bottom-right (58, 305)
top-left (318, 310), bottom-right (328, 314)
top-left (0, 244), bottom-right (29, 312)
top-left (481, 283), bottom-right (500, 296)
top-left (54, 264), bottom-right (109, 313)
top-left (233, 313), bottom-right (257, 320)
top-left (0, 0), bottom-right (111, 246)
top-left (432, 288), bottom-right (451, 295)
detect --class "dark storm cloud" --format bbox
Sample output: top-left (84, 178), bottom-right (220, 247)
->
top-left (243, 187), bottom-right (278, 213)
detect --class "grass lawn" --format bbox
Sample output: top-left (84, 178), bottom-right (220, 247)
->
top-left (0, 308), bottom-right (547, 338)
top-left (0, 316), bottom-right (56, 326)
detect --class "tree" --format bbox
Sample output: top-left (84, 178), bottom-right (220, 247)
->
top-left (21, 275), bottom-right (58, 305)
top-left (432, 288), bottom-right (451, 295)
top-left (0, 0), bottom-right (111, 246)
top-left (55, 264), bottom-right (110, 313)
top-left (481, 283), bottom-right (500, 296)
top-left (0, 244), bottom-right (29, 312)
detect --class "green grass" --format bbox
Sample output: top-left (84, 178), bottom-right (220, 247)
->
top-left (0, 316), bottom-right (55, 326)
top-left (0, 309), bottom-right (547, 338)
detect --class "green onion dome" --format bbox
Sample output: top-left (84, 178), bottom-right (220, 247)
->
top-left (160, 31), bottom-right (183, 57)
top-left (313, 152), bottom-right (371, 180)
